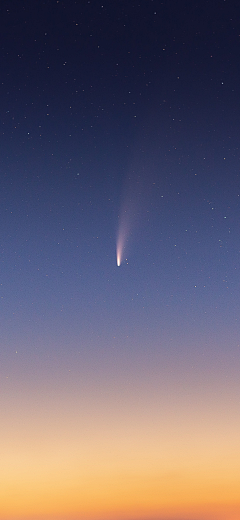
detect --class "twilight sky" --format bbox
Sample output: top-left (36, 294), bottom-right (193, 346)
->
top-left (1, 1), bottom-right (240, 519)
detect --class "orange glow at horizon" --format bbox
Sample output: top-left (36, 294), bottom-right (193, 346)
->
top-left (1, 359), bottom-right (240, 520)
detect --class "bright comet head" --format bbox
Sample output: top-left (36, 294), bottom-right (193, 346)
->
top-left (116, 235), bottom-right (124, 266)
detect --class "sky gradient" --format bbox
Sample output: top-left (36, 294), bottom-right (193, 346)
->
top-left (1, 1), bottom-right (240, 519)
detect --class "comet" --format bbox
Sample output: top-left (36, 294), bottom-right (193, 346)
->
top-left (116, 145), bottom-right (153, 267)
top-left (116, 220), bottom-right (128, 267)
top-left (116, 173), bottom-right (140, 267)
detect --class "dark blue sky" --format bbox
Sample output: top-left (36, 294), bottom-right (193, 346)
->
top-left (0, 0), bottom-right (239, 347)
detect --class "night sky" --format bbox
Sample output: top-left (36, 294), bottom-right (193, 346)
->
top-left (1, 1), bottom-right (240, 519)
